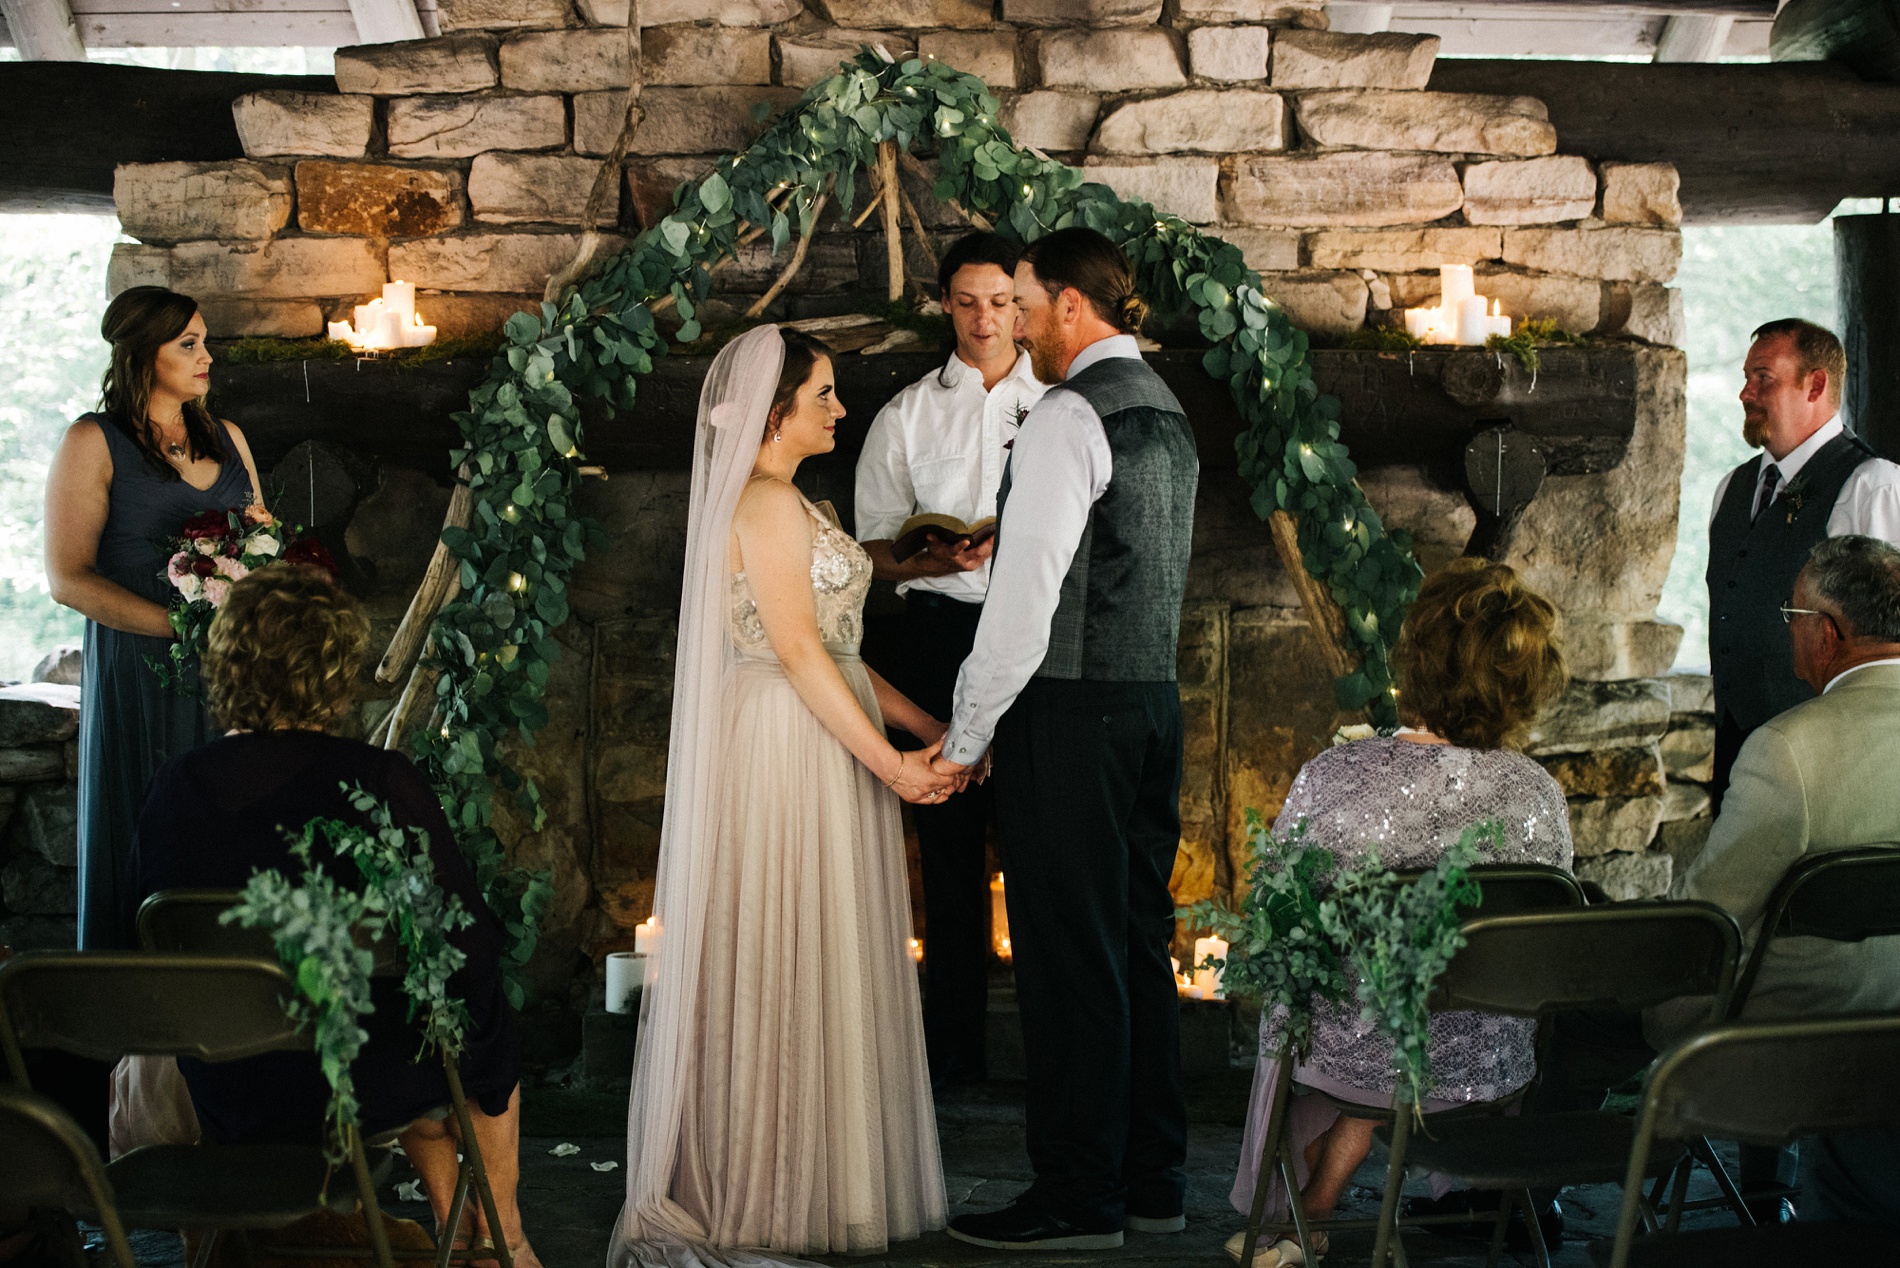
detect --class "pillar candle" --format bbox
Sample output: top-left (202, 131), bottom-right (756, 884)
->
top-left (1440, 264), bottom-right (1475, 313)
top-left (990, 873), bottom-right (1011, 962)
top-left (605, 952), bottom-right (643, 1014)
top-left (1457, 295), bottom-right (1490, 347)
top-left (634, 916), bottom-right (660, 956)
top-left (382, 280), bottom-right (417, 324)
top-left (1404, 308), bottom-right (1427, 340)
top-left (1192, 935), bottom-right (1228, 999)
top-left (908, 937), bottom-right (923, 965)
top-left (327, 321), bottom-right (354, 344)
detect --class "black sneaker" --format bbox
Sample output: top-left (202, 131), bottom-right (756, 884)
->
top-left (948, 1200), bottom-right (1125, 1251)
top-left (1124, 1212), bottom-right (1186, 1233)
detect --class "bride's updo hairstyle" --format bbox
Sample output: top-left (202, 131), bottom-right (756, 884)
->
top-left (1392, 557), bottom-right (1567, 751)
top-left (765, 327), bottom-right (836, 437)
top-left (204, 565), bottom-right (370, 733)
top-left (1019, 227), bottom-right (1149, 334)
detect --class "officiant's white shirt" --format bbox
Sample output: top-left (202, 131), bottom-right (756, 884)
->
top-left (1707, 415), bottom-right (1900, 542)
top-left (854, 348), bottom-right (1046, 602)
top-left (942, 335), bottom-right (1133, 765)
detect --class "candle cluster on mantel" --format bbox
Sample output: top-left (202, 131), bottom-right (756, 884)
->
top-left (1404, 265), bottom-right (1513, 346)
top-left (327, 280), bottom-right (438, 352)
top-left (1173, 935), bottom-right (1229, 1001)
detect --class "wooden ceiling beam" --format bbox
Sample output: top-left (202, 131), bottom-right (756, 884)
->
top-left (1, 0), bottom-right (85, 60)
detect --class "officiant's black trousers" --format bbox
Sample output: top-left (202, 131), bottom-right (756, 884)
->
top-left (993, 677), bottom-right (1189, 1228)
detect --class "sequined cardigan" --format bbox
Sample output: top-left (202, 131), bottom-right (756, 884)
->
top-left (1264, 736), bottom-right (1574, 1104)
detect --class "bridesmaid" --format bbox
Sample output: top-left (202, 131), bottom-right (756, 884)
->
top-left (44, 286), bottom-right (265, 949)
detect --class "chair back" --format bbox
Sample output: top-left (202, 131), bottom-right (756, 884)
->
top-left (1457, 862), bottom-right (1588, 919)
top-left (137, 888), bottom-right (402, 976)
top-left (0, 953), bottom-right (308, 1086)
top-left (0, 1083), bottom-right (116, 1218)
top-left (1645, 1012), bottom-right (1900, 1145)
top-left (137, 888), bottom-right (274, 958)
top-left (1432, 902), bottom-right (1742, 1019)
top-left (1730, 846), bottom-right (1900, 1015)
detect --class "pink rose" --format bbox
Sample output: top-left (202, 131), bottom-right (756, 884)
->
top-left (203, 578), bottom-right (232, 607)
top-left (212, 555), bottom-right (248, 582)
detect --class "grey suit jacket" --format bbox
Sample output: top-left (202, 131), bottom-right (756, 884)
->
top-left (1647, 661), bottom-right (1900, 1049)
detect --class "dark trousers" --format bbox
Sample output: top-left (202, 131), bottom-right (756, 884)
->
top-left (1710, 711), bottom-right (1752, 816)
top-left (873, 592), bottom-right (995, 1080)
top-left (992, 677), bottom-right (1188, 1227)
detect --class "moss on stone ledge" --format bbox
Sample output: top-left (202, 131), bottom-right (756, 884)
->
top-left (215, 332), bottom-right (505, 366)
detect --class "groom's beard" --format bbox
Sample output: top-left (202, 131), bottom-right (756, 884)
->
top-left (1025, 331), bottom-right (1064, 384)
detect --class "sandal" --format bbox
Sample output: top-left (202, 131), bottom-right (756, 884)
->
top-left (1223, 1230), bottom-right (1329, 1268)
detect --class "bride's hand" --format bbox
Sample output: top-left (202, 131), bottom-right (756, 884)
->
top-left (886, 742), bottom-right (958, 805)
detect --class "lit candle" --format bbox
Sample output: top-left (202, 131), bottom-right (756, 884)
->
top-left (604, 951), bottom-right (643, 1014)
top-left (908, 937), bottom-right (923, 965)
top-left (352, 299), bottom-right (380, 334)
top-left (382, 280), bottom-right (417, 324)
top-left (1489, 300), bottom-right (1511, 340)
top-left (1457, 294), bottom-right (1490, 347)
top-left (1404, 307), bottom-right (1428, 340)
top-left (990, 873), bottom-right (1011, 962)
top-left (1192, 935), bottom-right (1229, 999)
top-left (375, 308), bottom-right (406, 350)
top-left (327, 320), bottom-right (354, 344)
top-left (634, 916), bottom-right (659, 956)
top-left (1439, 264), bottom-right (1475, 313)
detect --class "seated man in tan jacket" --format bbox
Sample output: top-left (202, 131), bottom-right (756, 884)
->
top-left (1651, 532), bottom-right (1900, 1046)
top-left (1535, 535), bottom-right (1900, 1227)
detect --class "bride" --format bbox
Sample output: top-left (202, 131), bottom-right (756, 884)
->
top-left (610, 324), bottom-right (955, 1266)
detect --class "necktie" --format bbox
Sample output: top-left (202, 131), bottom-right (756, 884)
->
top-left (1753, 463), bottom-right (1781, 522)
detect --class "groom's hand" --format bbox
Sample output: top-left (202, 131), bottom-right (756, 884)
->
top-left (931, 751), bottom-right (989, 787)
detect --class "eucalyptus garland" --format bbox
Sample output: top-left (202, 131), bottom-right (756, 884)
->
top-left (418, 49), bottom-right (1425, 983)
top-left (223, 785), bottom-right (476, 1159)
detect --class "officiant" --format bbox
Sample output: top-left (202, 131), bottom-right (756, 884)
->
top-left (856, 232), bottom-right (1046, 1087)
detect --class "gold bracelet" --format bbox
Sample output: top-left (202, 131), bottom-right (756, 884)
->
top-left (883, 751), bottom-right (906, 789)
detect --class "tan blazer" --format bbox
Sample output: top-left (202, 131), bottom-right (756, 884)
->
top-left (1647, 661), bottom-right (1900, 1049)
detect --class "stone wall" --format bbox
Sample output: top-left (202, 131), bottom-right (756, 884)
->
top-left (98, 0), bottom-right (1703, 1010)
top-left (0, 655), bottom-right (86, 952)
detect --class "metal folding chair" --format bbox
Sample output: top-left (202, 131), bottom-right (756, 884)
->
top-left (1369, 901), bottom-right (1743, 1268)
top-left (1596, 1013), bottom-right (1900, 1268)
top-left (1234, 863), bottom-right (1588, 1268)
top-left (0, 1083), bottom-right (136, 1268)
top-left (137, 889), bottom-right (514, 1268)
top-left (0, 951), bottom-right (398, 1268)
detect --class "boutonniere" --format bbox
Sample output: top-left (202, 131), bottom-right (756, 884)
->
top-left (1004, 401), bottom-right (1029, 450)
top-left (1011, 402), bottom-right (1031, 428)
top-left (1782, 476), bottom-right (1811, 523)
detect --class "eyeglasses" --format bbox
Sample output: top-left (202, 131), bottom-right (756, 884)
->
top-left (1780, 604), bottom-right (1839, 633)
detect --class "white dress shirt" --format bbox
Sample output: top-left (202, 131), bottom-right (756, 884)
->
top-left (1708, 416), bottom-right (1900, 543)
top-left (1825, 657), bottom-right (1900, 693)
top-left (941, 335), bottom-right (1133, 764)
top-left (853, 349), bottom-right (1047, 602)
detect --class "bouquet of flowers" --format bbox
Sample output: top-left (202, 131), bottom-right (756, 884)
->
top-left (153, 507), bottom-right (336, 687)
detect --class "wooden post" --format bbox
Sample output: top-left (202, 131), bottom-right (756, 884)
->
top-left (877, 139), bottom-right (904, 301)
top-left (1267, 509), bottom-right (1357, 682)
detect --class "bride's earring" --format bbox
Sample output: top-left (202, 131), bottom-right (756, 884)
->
top-left (772, 433), bottom-right (783, 443)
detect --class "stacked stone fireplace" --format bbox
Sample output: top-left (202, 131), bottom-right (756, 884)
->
top-left (67, 0), bottom-right (1715, 1034)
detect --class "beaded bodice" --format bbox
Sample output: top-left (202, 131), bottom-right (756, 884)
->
top-left (729, 494), bottom-right (871, 658)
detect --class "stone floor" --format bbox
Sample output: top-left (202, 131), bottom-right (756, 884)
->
top-left (105, 1070), bottom-right (1748, 1268)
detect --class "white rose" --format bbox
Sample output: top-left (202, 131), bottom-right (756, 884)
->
top-left (247, 533), bottom-right (281, 558)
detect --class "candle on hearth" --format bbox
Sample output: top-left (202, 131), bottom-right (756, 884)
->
top-left (1192, 935), bottom-right (1228, 999)
top-left (382, 280), bottom-right (417, 324)
top-left (605, 951), bottom-right (643, 1014)
top-left (1457, 294), bottom-right (1491, 348)
top-left (990, 873), bottom-right (1012, 962)
top-left (908, 937), bottom-right (924, 965)
top-left (1439, 264), bottom-right (1475, 313)
top-left (327, 321), bottom-right (353, 344)
top-left (634, 915), bottom-right (660, 956)
top-left (1489, 299), bottom-right (1511, 340)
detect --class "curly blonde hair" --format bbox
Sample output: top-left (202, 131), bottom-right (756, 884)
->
top-left (1391, 557), bottom-right (1568, 751)
top-left (204, 564), bottom-right (369, 732)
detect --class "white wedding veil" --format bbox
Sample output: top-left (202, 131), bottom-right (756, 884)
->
top-left (609, 324), bottom-right (788, 1268)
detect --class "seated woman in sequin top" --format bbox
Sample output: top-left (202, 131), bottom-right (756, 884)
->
top-left (1226, 558), bottom-right (1573, 1267)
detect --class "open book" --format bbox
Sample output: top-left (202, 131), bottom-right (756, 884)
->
top-left (890, 513), bottom-right (997, 563)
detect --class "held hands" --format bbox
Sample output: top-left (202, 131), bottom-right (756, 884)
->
top-left (886, 739), bottom-right (961, 805)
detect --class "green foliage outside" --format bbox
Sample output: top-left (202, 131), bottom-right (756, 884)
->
top-left (223, 784), bottom-right (473, 1160)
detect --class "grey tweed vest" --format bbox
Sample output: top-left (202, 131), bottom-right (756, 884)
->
top-left (1707, 430), bottom-right (1872, 731)
top-left (996, 354), bottom-right (1199, 682)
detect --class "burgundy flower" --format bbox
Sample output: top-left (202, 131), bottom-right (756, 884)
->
top-left (188, 555), bottom-right (218, 578)
top-left (284, 536), bottom-right (340, 578)
top-left (180, 510), bottom-right (233, 541)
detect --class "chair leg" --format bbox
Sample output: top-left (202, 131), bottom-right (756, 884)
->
top-left (1518, 1188), bottom-right (1552, 1268)
top-left (1690, 1137), bottom-right (1755, 1226)
top-left (1483, 1190), bottom-right (1513, 1268)
top-left (1664, 1159), bottom-right (1692, 1237)
top-left (1238, 1045), bottom-right (1294, 1268)
top-left (442, 1053), bottom-right (513, 1268)
top-left (350, 1128), bottom-right (398, 1268)
top-left (436, 1166), bottom-right (473, 1268)
top-left (190, 1229), bottom-right (221, 1268)
top-left (1279, 1136), bottom-right (1315, 1265)
top-left (1370, 1103), bottom-right (1412, 1268)
top-left (234, 1229), bottom-right (259, 1268)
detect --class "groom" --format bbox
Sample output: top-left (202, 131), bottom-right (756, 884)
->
top-left (935, 227), bottom-right (1199, 1250)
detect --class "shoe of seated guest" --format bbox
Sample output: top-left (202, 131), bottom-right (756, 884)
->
top-left (947, 1198), bottom-right (1124, 1251)
top-left (1223, 1228), bottom-right (1328, 1267)
top-left (1125, 1211), bottom-right (1186, 1233)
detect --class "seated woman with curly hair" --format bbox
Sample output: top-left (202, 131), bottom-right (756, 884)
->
top-left (1225, 558), bottom-right (1574, 1268)
top-left (126, 564), bottom-right (541, 1266)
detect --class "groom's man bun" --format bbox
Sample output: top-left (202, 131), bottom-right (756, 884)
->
top-left (1021, 227), bottom-right (1148, 335)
